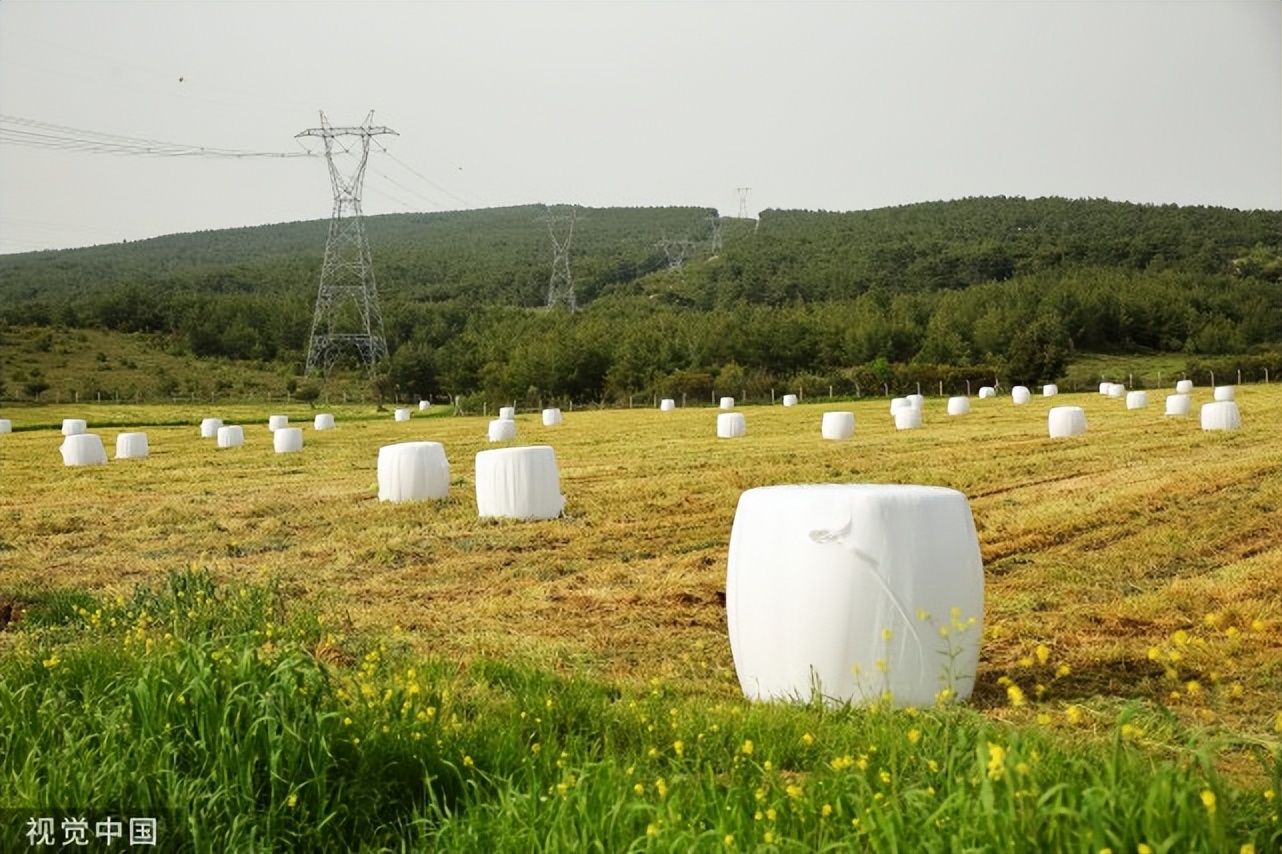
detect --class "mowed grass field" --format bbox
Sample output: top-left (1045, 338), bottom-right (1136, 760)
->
top-left (2, 388), bottom-right (1278, 741)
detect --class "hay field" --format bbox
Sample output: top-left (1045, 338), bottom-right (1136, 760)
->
top-left (1, 389), bottom-right (1279, 738)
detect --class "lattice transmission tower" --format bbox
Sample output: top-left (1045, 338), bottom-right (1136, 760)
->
top-left (736, 187), bottom-right (752, 219)
top-left (541, 205), bottom-right (579, 311)
top-left (297, 111), bottom-right (396, 376)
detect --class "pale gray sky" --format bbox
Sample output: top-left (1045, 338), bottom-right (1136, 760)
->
top-left (1, 1), bottom-right (1278, 254)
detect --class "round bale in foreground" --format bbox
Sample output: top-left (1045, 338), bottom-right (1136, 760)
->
top-left (273, 427), bottom-right (304, 453)
top-left (1011, 386), bottom-right (1031, 405)
top-left (378, 441), bottom-right (450, 503)
top-left (1048, 406), bottom-right (1087, 438)
top-left (1165, 394), bottom-right (1192, 417)
top-left (718, 412), bottom-right (747, 439)
top-left (314, 413), bottom-right (336, 431)
top-left (947, 397), bottom-right (970, 416)
top-left (659, 399), bottom-right (676, 412)
top-left (894, 407), bottom-right (922, 430)
top-left (115, 432), bottom-right (149, 460)
top-left (820, 411), bottom-right (855, 440)
top-left (1200, 401), bottom-right (1241, 432)
top-left (61, 433), bottom-right (107, 466)
top-left (782, 394), bottom-right (798, 407)
top-left (726, 484), bottom-right (984, 707)
top-left (1126, 391), bottom-right (1149, 410)
top-left (475, 445), bottom-right (565, 520)
top-left (217, 425), bottom-right (245, 448)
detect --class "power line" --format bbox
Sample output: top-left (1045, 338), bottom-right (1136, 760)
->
top-left (0, 114), bottom-right (312, 159)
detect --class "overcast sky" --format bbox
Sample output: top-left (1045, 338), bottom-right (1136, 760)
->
top-left (1, 1), bottom-right (1277, 255)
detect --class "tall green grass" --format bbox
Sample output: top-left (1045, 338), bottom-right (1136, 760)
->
top-left (2, 570), bottom-right (1277, 853)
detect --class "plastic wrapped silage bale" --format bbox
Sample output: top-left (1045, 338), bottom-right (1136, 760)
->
top-left (499, 406), bottom-right (516, 421)
top-left (475, 445), bottom-right (565, 520)
top-left (1165, 394), bottom-right (1192, 416)
top-left (268, 415), bottom-right (289, 432)
top-left (542, 408), bottom-right (563, 427)
top-left (200, 418), bottom-right (223, 438)
top-left (488, 419), bottom-right (517, 442)
top-left (978, 387), bottom-right (996, 399)
top-left (1011, 386), bottom-right (1031, 405)
top-left (907, 394), bottom-right (925, 409)
top-left (273, 427), bottom-right (304, 453)
top-left (394, 408), bottom-right (411, 422)
top-left (782, 394), bottom-right (798, 407)
top-left (313, 413), bottom-right (336, 430)
top-left (216, 425), bottom-right (244, 448)
top-left (1176, 380), bottom-right (1194, 394)
top-left (60, 433), bottom-right (107, 466)
top-left (1200, 401), bottom-right (1241, 431)
top-left (1098, 382), bottom-right (1111, 395)
top-left (377, 441), bottom-right (450, 503)
top-left (1213, 386), bottom-right (1235, 402)
top-left (1043, 384), bottom-right (1058, 397)
top-left (1107, 383), bottom-right (1126, 399)
top-left (726, 483), bottom-right (984, 707)
top-left (62, 419), bottom-right (87, 436)
top-left (1048, 406), bottom-right (1087, 438)
top-left (718, 412), bottom-right (747, 438)
top-left (114, 432), bottom-right (149, 459)
top-left (820, 411), bottom-right (855, 440)
top-left (0, 419), bottom-right (11, 434)
top-left (720, 397), bottom-right (736, 411)
top-left (419, 400), bottom-right (431, 411)
top-left (1126, 391), bottom-right (1148, 410)
top-left (659, 399), bottom-right (676, 411)
top-left (894, 407), bottom-right (922, 430)
top-left (889, 397), bottom-right (913, 415)
top-left (946, 397), bottom-right (970, 416)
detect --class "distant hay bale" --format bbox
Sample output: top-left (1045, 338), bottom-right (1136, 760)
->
top-left (394, 408), bottom-right (411, 422)
top-left (1164, 393), bottom-right (1192, 417)
top-left (216, 425), bottom-right (245, 448)
top-left (60, 433), bottom-right (107, 466)
top-left (200, 418), bottom-right (223, 438)
top-left (894, 407), bottom-right (922, 430)
top-left (1106, 383), bottom-right (1126, 399)
top-left (907, 394), bottom-right (925, 408)
top-left (720, 397), bottom-right (736, 410)
top-left (1176, 380), bottom-right (1194, 394)
top-left (718, 412), bottom-right (747, 438)
top-left (1098, 382), bottom-right (1111, 395)
top-left (820, 411), bottom-right (855, 440)
top-left (268, 415), bottom-right (289, 432)
top-left (947, 396), bottom-right (970, 416)
top-left (782, 394), bottom-right (799, 407)
top-left (62, 419), bottom-right (87, 436)
top-left (890, 397), bottom-right (914, 414)
top-left (488, 419), bottom-right (517, 442)
top-left (418, 400), bottom-right (431, 411)
top-left (273, 427), bottom-right (304, 453)
top-left (542, 408), bottom-right (563, 426)
top-left (0, 419), bottom-right (11, 434)
top-left (114, 432), bottom-right (149, 460)
top-left (1200, 401), bottom-right (1241, 431)
top-left (1125, 391), bottom-right (1149, 410)
top-left (475, 445), bottom-right (565, 520)
top-left (313, 413), bottom-right (336, 430)
top-left (1011, 386), bottom-right (1031, 405)
top-left (1042, 384), bottom-right (1058, 397)
top-left (377, 441), bottom-right (450, 503)
top-left (659, 398), bottom-right (676, 411)
top-left (1213, 386), bottom-right (1235, 402)
top-left (978, 387), bottom-right (996, 399)
top-left (499, 406), bottom-right (516, 421)
top-left (1048, 406), bottom-right (1087, 438)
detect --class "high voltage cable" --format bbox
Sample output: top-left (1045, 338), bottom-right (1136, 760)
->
top-left (0, 115), bottom-right (312, 159)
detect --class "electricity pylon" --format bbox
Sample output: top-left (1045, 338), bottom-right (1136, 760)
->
top-left (707, 210), bottom-right (722, 257)
top-left (656, 233), bottom-right (697, 270)
top-left (297, 111), bottom-right (395, 376)
top-left (541, 205), bottom-right (578, 311)
top-left (736, 187), bottom-right (752, 219)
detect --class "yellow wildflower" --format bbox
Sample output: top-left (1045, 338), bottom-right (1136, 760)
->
top-left (907, 728), bottom-right (921, 745)
top-left (1200, 789), bottom-right (1216, 814)
top-left (986, 742), bottom-right (1006, 781)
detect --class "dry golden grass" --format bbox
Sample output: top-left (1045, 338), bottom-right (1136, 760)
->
top-left (2, 388), bottom-right (1279, 740)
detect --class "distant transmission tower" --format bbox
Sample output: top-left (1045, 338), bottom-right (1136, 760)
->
top-left (736, 187), bottom-right (752, 219)
top-left (707, 211), bottom-right (722, 257)
top-left (297, 111), bottom-right (396, 376)
top-left (541, 205), bottom-right (578, 310)
top-left (656, 234), bottom-right (696, 270)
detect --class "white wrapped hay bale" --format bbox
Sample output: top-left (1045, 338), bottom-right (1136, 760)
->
top-left (1011, 386), bottom-right (1031, 405)
top-left (488, 418), bottom-right (517, 442)
top-left (313, 413), bottom-right (336, 431)
top-left (1106, 383), bottom-right (1126, 399)
top-left (820, 411), bottom-right (855, 440)
top-left (419, 400), bottom-right (431, 411)
top-left (1176, 379), bottom-right (1194, 394)
top-left (0, 419), bottom-right (11, 434)
top-left (114, 432), bottom-right (149, 459)
top-left (718, 412), bottom-right (747, 438)
top-left (1200, 401), bottom-right (1241, 431)
top-left (947, 396), bottom-right (971, 416)
top-left (62, 419), bottom-right (87, 436)
top-left (1213, 386), bottom-right (1235, 402)
top-left (782, 394), bottom-right (798, 407)
top-left (894, 407), bottom-right (922, 430)
top-left (499, 406), bottom-right (516, 421)
top-left (1098, 382), bottom-right (1111, 395)
top-left (1165, 393), bottom-right (1192, 417)
top-left (542, 408), bottom-right (563, 427)
top-left (1043, 384), bottom-right (1058, 397)
top-left (889, 397), bottom-right (913, 415)
top-left (377, 441), bottom-right (450, 503)
top-left (475, 445), bottom-right (565, 520)
top-left (273, 427), bottom-right (304, 453)
top-left (217, 425), bottom-right (245, 448)
top-left (394, 408), bottom-right (411, 422)
top-left (659, 398), bottom-right (676, 412)
top-left (268, 415), bottom-right (289, 432)
top-left (907, 394), bottom-right (925, 408)
top-left (726, 484), bottom-right (984, 707)
top-left (200, 418), bottom-right (223, 438)
top-left (720, 397), bottom-right (736, 410)
top-left (978, 387), bottom-right (996, 399)
top-left (60, 433), bottom-right (107, 466)
top-left (1048, 406), bottom-right (1087, 438)
top-left (1125, 391), bottom-right (1149, 410)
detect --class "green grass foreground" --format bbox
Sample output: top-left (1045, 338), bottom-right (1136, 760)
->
top-left (2, 570), bottom-right (1277, 853)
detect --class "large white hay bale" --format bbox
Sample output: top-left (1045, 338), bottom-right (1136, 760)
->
top-left (394, 408), bottom-right (411, 422)
top-left (718, 412), bottom-right (747, 438)
top-left (726, 483), bottom-right (984, 707)
top-left (499, 406), bottom-right (516, 421)
top-left (313, 413), bottom-right (336, 430)
top-left (1164, 393), bottom-right (1192, 417)
top-left (60, 433), bottom-right (107, 466)
top-left (946, 396), bottom-right (971, 416)
top-left (659, 398), bottom-right (676, 411)
top-left (1098, 382), bottom-right (1111, 395)
top-left (720, 397), bottom-right (736, 410)
top-left (907, 394), bottom-right (925, 408)
top-left (542, 408), bottom-right (563, 427)
top-left (268, 415), bottom-right (289, 432)
top-left (1048, 406), bottom-right (1087, 438)
top-left (1213, 386), bottom-right (1235, 402)
top-left (1106, 383), bottom-right (1126, 399)
top-left (0, 419), bottom-right (11, 434)
top-left (217, 425), bottom-right (245, 448)
top-left (894, 407), bottom-right (922, 430)
top-left (62, 419), bottom-right (87, 436)
top-left (200, 418), bottom-right (223, 438)
top-left (114, 432), bottom-right (149, 459)
top-left (488, 418), bottom-right (517, 442)
top-left (273, 426), bottom-right (304, 453)
top-left (1176, 379), bottom-right (1194, 394)
top-left (1125, 390), bottom-right (1148, 410)
top-left (1011, 386), bottom-right (1031, 405)
top-left (418, 400), bottom-right (431, 411)
top-left (889, 397), bottom-right (913, 414)
top-left (820, 411), bottom-right (855, 440)
top-left (1200, 401), bottom-right (1241, 431)
top-left (475, 445), bottom-right (565, 520)
top-left (978, 387), bottom-right (996, 399)
top-left (1043, 384), bottom-right (1058, 397)
top-left (377, 441), bottom-right (450, 503)
top-left (782, 394), bottom-right (799, 407)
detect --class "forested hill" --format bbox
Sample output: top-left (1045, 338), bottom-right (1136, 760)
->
top-left (0, 197), bottom-right (1278, 402)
